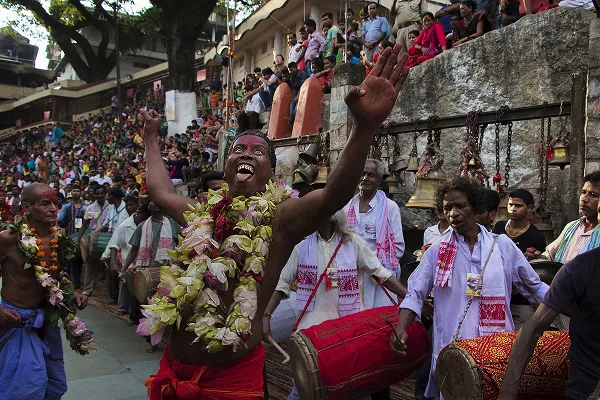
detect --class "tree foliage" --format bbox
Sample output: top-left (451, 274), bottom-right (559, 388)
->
top-left (0, 0), bottom-right (154, 82)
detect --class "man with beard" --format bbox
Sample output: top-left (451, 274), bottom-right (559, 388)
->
top-left (527, 171), bottom-right (600, 330)
top-left (141, 45), bottom-right (410, 399)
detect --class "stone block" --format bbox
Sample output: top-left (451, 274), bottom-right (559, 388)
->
top-left (590, 18), bottom-right (600, 40)
top-left (333, 63), bottom-right (367, 87)
top-left (589, 39), bottom-right (600, 69)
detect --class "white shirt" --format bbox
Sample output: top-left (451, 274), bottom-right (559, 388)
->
top-left (276, 232), bottom-right (392, 331)
top-left (288, 42), bottom-right (302, 63)
top-left (103, 201), bottom-right (129, 232)
top-left (401, 227), bottom-right (549, 398)
top-left (423, 223), bottom-right (453, 246)
top-left (246, 93), bottom-right (265, 114)
top-left (106, 214), bottom-right (137, 264)
top-left (90, 174), bottom-right (113, 186)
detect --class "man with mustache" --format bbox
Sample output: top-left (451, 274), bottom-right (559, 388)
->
top-left (140, 45), bottom-right (410, 399)
top-left (527, 171), bottom-right (600, 330)
top-left (391, 177), bottom-right (548, 400)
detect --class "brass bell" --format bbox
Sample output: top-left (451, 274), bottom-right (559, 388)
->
top-left (406, 170), bottom-right (447, 209)
top-left (386, 176), bottom-right (402, 194)
top-left (292, 171), bottom-right (304, 187)
top-left (406, 155), bottom-right (419, 173)
top-left (535, 222), bottom-right (555, 245)
top-left (297, 164), bottom-right (318, 184)
top-left (495, 194), bottom-right (509, 224)
top-left (548, 140), bottom-right (570, 170)
top-left (299, 143), bottom-right (319, 165)
top-left (394, 159), bottom-right (408, 174)
top-left (311, 166), bottom-right (329, 189)
top-left (292, 170), bottom-right (313, 198)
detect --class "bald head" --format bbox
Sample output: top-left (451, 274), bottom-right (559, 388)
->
top-left (22, 183), bottom-right (56, 205)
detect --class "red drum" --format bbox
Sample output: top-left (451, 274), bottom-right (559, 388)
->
top-left (436, 330), bottom-right (570, 400)
top-left (290, 306), bottom-right (431, 400)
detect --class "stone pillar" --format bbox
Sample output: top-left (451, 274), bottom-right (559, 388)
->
top-left (328, 63), bottom-right (366, 163)
top-left (274, 29), bottom-right (284, 60)
top-left (310, 2), bottom-right (321, 24)
top-left (244, 49), bottom-right (252, 76)
top-left (585, 19), bottom-right (600, 174)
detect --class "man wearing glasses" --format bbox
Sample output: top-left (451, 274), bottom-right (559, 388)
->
top-left (527, 171), bottom-right (600, 330)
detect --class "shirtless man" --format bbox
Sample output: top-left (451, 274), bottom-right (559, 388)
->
top-left (0, 183), bottom-right (88, 399)
top-left (141, 45), bottom-right (409, 397)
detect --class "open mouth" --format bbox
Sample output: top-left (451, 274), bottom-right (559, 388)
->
top-left (236, 163), bottom-right (255, 182)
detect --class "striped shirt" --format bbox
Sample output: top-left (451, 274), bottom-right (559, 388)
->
top-left (543, 217), bottom-right (596, 262)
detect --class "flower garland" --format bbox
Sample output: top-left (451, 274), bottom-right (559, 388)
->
top-left (8, 217), bottom-right (95, 355)
top-left (137, 181), bottom-right (297, 353)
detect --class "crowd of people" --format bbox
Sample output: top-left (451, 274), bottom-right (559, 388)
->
top-left (0, 28), bottom-right (598, 400)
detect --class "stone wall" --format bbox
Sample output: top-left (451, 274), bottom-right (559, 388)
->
top-left (272, 7), bottom-right (597, 236)
top-left (374, 8), bottom-right (594, 230)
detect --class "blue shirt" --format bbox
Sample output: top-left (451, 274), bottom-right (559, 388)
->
top-left (362, 15), bottom-right (389, 43)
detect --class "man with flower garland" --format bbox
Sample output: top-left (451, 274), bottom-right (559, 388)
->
top-left (0, 183), bottom-right (90, 400)
top-left (140, 44), bottom-right (410, 399)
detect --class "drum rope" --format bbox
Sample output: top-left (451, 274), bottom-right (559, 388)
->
top-left (452, 237), bottom-right (498, 343)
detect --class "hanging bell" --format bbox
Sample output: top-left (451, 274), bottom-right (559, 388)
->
top-left (394, 159), bottom-right (408, 174)
top-left (535, 222), bottom-right (556, 245)
top-left (311, 166), bottom-right (329, 189)
top-left (548, 140), bottom-right (570, 170)
top-left (495, 193), bottom-right (509, 224)
top-left (292, 170), bottom-right (313, 197)
top-left (386, 176), bottom-right (402, 194)
top-left (299, 143), bottom-right (319, 165)
top-left (297, 164), bottom-right (318, 184)
top-left (406, 155), bottom-right (419, 173)
top-left (406, 170), bottom-right (447, 209)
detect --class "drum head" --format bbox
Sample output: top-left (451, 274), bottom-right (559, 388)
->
top-left (529, 260), bottom-right (563, 285)
top-left (133, 269), bottom-right (150, 303)
top-left (436, 343), bottom-right (483, 400)
top-left (290, 332), bottom-right (325, 400)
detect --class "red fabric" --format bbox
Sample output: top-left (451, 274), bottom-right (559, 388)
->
top-left (454, 330), bottom-right (570, 399)
top-left (146, 343), bottom-right (265, 400)
top-left (366, 53), bottom-right (380, 76)
top-left (299, 306), bottom-right (431, 399)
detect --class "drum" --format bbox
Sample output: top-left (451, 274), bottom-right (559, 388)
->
top-left (124, 269), bottom-right (135, 294)
top-left (529, 260), bottom-right (563, 285)
top-left (133, 268), bottom-right (160, 303)
top-left (290, 306), bottom-right (431, 400)
top-left (89, 231), bottom-right (112, 263)
top-left (436, 330), bottom-right (570, 400)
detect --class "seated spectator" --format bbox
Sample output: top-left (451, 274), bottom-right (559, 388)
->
top-left (453, 0), bottom-right (491, 46)
top-left (446, 15), bottom-right (462, 47)
top-left (408, 30), bottom-right (419, 47)
top-left (405, 12), bottom-right (447, 69)
top-left (258, 68), bottom-right (279, 110)
top-left (313, 56), bottom-right (336, 94)
top-left (345, 46), bottom-right (362, 64)
top-left (286, 62), bottom-right (308, 122)
top-left (167, 147), bottom-right (189, 186)
top-left (365, 39), bottom-right (392, 76)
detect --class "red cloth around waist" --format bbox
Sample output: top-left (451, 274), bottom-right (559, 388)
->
top-left (146, 342), bottom-right (265, 400)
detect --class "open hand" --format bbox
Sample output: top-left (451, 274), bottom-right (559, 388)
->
top-left (142, 110), bottom-right (161, 139)
top-left (0, 306), bottom-right (21, 328)
top-left (345, 44), bottom-right (409, 131)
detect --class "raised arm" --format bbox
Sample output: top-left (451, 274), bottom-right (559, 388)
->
top-left (277, 44), bottom-right (409, 244)
top-left (141, 111), bottom-right (197, 227)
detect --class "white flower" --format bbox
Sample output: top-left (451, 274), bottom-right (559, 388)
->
top-left (21, 235), bottom-right (39, 250)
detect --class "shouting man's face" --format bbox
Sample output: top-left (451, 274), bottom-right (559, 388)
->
top-left (225, 134), bottom-right (273, 197)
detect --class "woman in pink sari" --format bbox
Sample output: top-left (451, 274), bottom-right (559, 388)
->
top-left (406, 12), bottom-right (447, 69)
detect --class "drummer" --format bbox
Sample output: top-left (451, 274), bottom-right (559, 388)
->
top-left (390, 177), bottom-right (549, 399)
top-left (123, 202), bottom-right (178, 352)
top-left (499, 246), bottom-right (600, 399)
top-left (527, 171), bottom-right (600, 330)
top-left (263, 210), bottom-right (407, 400)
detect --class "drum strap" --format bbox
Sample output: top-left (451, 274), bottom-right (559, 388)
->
top-left (293, 239), bottom-right (344, 332)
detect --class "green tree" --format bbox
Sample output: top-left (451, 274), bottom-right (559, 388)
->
top-left (1, 0), bottom-right (150, 83)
